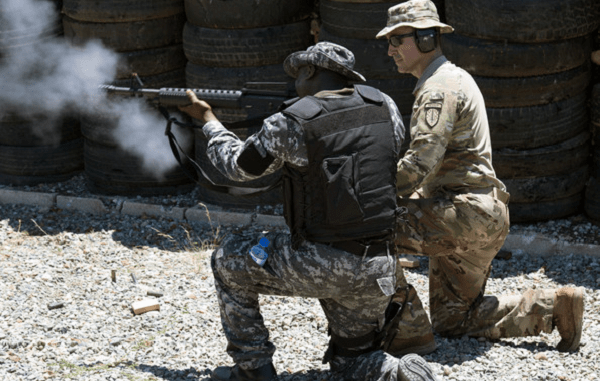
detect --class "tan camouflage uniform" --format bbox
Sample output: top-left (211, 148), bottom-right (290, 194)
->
top-left (394, 55), bottom-right (556, 339)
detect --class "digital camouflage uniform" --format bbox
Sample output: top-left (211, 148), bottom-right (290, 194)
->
top-left (201, 42), bottom-right (429, 378)
top-left (394, 55), bottom-right (557, 339)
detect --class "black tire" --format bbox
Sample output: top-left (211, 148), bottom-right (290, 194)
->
top-left (186, 63), bottom-right (291, 123)
top-left (111, 67), bottom-right (186, 88)
top-left (84, 139), bottom-right (195, 196)
top-left (0, 138), bottom-right (84, 178)
top-left (0, 172), bottom-right (80, 187)
top-left (475, 65), bottom-right (591, 108)
top-left (320, 0), bottom-right (399, 39)
top-left (186, 62), bottom-right (290, 89)
top-left (115, 44), bottom-right (186, 78)
top-left (184, 0), bottom-right (314, 28)
top-left (432, 0), bottom-right (445, 23)
top-left (591, 83), bottom-right (600, 126)
top-left (445, 0), bottom-right (600, 43)
top-left (62, 0), bottom-right (184, 22)
top-left (81, 102), bottom-right (186, 148)
top-left (492, 131), bottom-right (590, 179)
top-left (0, 21), bottom-right (61, 59)
top-left (183, 21), bottom-right (312, 67)
top-left (501, 166), bottom-right (588, 203)
top-left (364, 77), bottom-right (416, 116)
top-left (80, 111), bottom-right (122, 147)
top-left (319, 27), bottom-right (399, 79)
top-left (591, 149), bottom-right (600, 179)
top-left (509, 193), bottom-right (584, 223)
top-left (594, 122), bottom-right (600, 145)
top-left (584, 176), bottom-right (600, 223)
top-left (487, 93), bottom-right (589, 150)
top-left (0, 114), bottom-right (81, 147)
top-left (62, 14), bottom-right (185, 51)
top-left (193, 129), bottom-right (283, 208)
top-left (441, 33), bottom-right (592, 78)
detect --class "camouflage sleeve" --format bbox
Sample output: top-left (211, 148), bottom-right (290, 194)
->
top-left (382, 93), bottom-right (405, 161)
top-left (201, 112), bottom-right (307, 182)
top-left (258, 112), bottom-right (308, 168)
top-left (396, 89), bottom-right (457, 196)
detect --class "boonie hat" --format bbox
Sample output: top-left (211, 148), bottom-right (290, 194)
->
top-left (376, 0), bottom-right (454, 39)
top-left (284, 42), bottom-right (366, 83)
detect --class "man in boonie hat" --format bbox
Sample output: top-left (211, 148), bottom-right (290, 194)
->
top-left (376, 0), bottom-right (585, 357)
top-left (179, 41), bottom-right (440, 380)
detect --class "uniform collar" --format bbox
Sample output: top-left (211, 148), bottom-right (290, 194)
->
top-left (412, 55), bottom-right (448, 95)
top-left (314, 87), bottom-right (355, 98)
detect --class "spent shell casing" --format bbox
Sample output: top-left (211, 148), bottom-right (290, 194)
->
top-left (147, 289), bottom-right (164, 297)
top-left (48, 302), bottom-right (64, 310)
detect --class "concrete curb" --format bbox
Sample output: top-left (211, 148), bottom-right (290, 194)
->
top-left (57, 195), bottom-right (108, 215)
top-left (502, 233), bottom-right (600, 257)
top-left (0, 188), bottom-right (598, 257)
top-left (0, 189), bottom-right (56, 208)
top-left (0, 188), bottom-right (275, 229)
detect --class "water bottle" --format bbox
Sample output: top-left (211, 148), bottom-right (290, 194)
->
top-left (249, 237), bottom-right (270, 266)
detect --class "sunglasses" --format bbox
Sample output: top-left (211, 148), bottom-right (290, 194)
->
top-left (388, 32), bottom-right (414, 47)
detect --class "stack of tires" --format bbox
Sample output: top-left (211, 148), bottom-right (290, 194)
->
top-left (62, 0), bottom-right (195, 196)
top-left (0, 0), bottom-right (83, 186)
top-left (183, 0), bottom-right (314, 208)
top-left (62, 0), bottom-right (187, 87)
top-left (585, 30), bottom-right (600, 224)
top-left (80, 109), bottom-right (196, 196)
top-left (443, 0), bottom-right (600, 223)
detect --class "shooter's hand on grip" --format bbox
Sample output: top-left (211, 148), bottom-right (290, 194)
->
top-left (178, 90), bottom-right (219, 124)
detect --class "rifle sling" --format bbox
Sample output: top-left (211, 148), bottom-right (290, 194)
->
top-left (158, 107), bottom-right (281, 197)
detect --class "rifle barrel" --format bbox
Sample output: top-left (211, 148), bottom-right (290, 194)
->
top-left (99, 85), bottom-right (244, 109)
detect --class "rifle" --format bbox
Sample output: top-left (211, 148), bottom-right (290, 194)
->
top-left (99, 78), bottom-right (296, 195)
top-left (99, 81), bottom-right (297, 119)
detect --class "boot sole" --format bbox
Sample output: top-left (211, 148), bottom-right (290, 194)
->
top-left (557, 287), bottom-right (584, 352)
top-left (398, 353), bottom-right (439, 381)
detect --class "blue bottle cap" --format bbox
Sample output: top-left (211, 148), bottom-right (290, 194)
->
top-left (259, 237), bottom-right (270, 247)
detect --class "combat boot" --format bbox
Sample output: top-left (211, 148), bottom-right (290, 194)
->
top-left (385, 285), bottom-right (437, 356)
top-left (397, 353), bottom-right (440, 381)
top-left (212, 363), bottom-right (277, 381)
top-left (553, 286), bottom-right (584, 352)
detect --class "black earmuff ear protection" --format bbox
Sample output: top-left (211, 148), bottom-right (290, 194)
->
top-left (414, 28), bottom-right (438, 53)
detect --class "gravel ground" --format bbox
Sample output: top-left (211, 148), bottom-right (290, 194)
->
top-left (1, 178), bottom-right (599, 381)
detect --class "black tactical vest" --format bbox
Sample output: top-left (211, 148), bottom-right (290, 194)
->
top-left (281, 85), bottom-right (399, 247)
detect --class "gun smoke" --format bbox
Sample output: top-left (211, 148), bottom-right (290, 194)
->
top-left (0, 0), bottom-right (191, 179)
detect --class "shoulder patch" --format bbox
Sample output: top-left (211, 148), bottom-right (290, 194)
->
top-left (282, 96), bottom-right (322, 120)
top-left (422, 91), bottom-right (444, 128)
top-left (424, 101), bottom-right (442, 128)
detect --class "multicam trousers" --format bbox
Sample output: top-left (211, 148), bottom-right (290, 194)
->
top-left (211, 231), bottom-right (407, 380)
top-left (395, 191), bottom-right (555, 339)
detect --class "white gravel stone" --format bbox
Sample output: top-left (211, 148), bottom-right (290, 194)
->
top-left (1, 176), bottom-right (600, 380)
